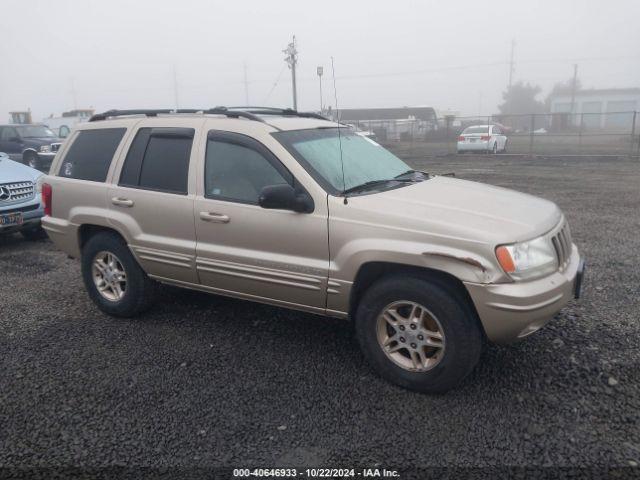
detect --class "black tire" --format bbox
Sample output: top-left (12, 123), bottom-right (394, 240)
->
top-left (492, 142), bottom-right (498, 154)
top-left (81, 231), bottom-right (157, 317)
top-left (21, 225), bottom-right (48, 241)
top-left (24, 151), bottom-right (41, 170)
top-left (355, 275), bottom-right (483, 393)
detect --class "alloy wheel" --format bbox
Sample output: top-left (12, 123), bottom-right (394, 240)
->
top-left (376, 300), bottom-right (445, 372)
top-left (92, 251), bottom-right (127, 301)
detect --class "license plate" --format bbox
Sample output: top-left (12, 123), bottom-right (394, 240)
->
top-left (0, 212), bottom-right (23, 227)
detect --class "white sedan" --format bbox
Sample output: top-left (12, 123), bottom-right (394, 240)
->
top-left (457, 124), bottom-right (508, 154)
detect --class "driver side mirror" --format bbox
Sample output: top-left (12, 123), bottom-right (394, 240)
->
top-left (258, 184), bottom-right (314, 213)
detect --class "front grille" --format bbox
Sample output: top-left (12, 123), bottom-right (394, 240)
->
top-left (0, 181), bottom-right (35, 205)
top-left (51, 143), bottom-right (62, 153)
top-left (551, 223), bottom-right (572, 271)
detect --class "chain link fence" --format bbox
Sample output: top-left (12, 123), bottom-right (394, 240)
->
top-left (349, 111), bottom-right (640, 157)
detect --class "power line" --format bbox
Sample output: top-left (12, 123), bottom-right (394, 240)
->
top-left (293, 55), bottom-right (635, 83)
top-left (173, 54), bottom-right (635, 90)
top-left (263, 64), bottom-right (287, 104)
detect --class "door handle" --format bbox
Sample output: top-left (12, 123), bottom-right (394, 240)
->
top-left (199, 211), bottom-right (230, 223)
top-left (111, 197), bottom-right (134, 207)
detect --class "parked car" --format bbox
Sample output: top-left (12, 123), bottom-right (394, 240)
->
top-left (0, 124), bottom-right (63, 170)
top-left (0, 152), bottom-right (47, 240)
top-left (41, 107), bottom-right (584, 393)
top-left (457, 124), bottom-right (508, 154)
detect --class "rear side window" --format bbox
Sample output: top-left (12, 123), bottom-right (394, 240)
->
top-left (59, 128), bottom-right (126, 182)
top-left (119, 128), bottom-right (194, 195)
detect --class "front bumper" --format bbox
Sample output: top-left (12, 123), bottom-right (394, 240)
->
top-left (465, 244), bottom-right (583, 344)
top-left (0, 202), bottom-right (44, 234)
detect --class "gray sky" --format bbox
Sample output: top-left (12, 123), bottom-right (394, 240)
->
top-left (1, 0), bottom-right (639, 121)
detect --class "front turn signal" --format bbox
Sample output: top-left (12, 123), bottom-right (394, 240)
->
top-left (495, 246), bottom-right (515, 273)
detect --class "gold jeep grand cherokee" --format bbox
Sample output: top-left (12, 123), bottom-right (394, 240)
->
top-left (41, 107), bottom-right (585, 393)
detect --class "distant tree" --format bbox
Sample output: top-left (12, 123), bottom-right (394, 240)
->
top-left (498, 82), bottom-right (546, 116)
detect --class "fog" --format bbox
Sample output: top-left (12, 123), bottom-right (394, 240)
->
top-left (1, 0), bottom-right (638, 121)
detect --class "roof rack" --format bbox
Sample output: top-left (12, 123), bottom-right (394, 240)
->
top-left (89, 106), bottom-right (330, 124)
top-left (89, 107), bottom-right (266, 123)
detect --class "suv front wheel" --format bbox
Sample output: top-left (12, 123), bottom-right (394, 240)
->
top-left (355, 275), bottom-right (483, 393)
top-left (81, 231), bottom-right (157, 317)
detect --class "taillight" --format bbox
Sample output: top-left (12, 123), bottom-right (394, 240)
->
top-left (42, 183), bottom-right (52, 216)
top-left (458, 136), bottom-right (465, 141)
top-left (480, 135), bottom-right (490, 141)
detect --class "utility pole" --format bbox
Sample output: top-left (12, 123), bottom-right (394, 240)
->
top-left (243, 62), bottom-right (250, 105)
top-left (569, 63), bottom-right (578, 115)
top-left (173, 65), bottom-right (179, 110)
top-left (508, 39), bottom-right (516, 90)
top-left (283, 35), bottom-right (298, 110)
top-left (317, 66), bottom-right (324, 114)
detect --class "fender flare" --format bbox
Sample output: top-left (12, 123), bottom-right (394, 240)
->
top-left (22, 148), bottom-right (39, 159)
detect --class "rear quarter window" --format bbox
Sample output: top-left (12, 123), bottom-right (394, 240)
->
top-left (58, 128), bottom-right (126, 182)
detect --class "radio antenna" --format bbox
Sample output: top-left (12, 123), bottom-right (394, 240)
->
top-left (331, 56), bottom-right (346, 201)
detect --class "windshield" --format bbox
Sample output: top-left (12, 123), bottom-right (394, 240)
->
top-left (16, 125), bottom-right (56, 138)
top-left (462, 126), bottom-right (489, 134)
top-left (274, 128), bottom-right (410, 193)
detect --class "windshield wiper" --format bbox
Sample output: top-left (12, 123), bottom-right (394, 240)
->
top-left (342, 178), bottom-right (416, 196)
top-left (394, 169), bottom-right (429, 180)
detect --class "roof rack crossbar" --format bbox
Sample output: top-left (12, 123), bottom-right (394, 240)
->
top-left (229, 106), bottom-right (329, 121)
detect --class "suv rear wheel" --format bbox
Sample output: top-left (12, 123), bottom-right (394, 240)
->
top-left (81, 231), bottom-right (157, 317)
top-left (355, 275), bottom-right (482, 393)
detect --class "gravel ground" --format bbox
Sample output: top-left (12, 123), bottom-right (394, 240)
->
top-left (1, 153), bottom-right (639, 477)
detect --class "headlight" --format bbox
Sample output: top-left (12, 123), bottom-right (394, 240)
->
top-left (495, 235), bottom-right (558, 280)
top-left (39, 145), bottom-right (51, 153)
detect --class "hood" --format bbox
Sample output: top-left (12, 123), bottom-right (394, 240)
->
top-left (347, 176), bottom-right (561, 245)
top-left (0, 157), bottom-right (43, 183)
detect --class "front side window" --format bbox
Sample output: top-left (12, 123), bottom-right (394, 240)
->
top-left (205, 133), bottom-right (291, 204)
top-left (59, 125), bottom-right (71, 138)
top-left (59, 128), bottom-right (126, 182)
top-left (120, 128), bottom-right (194, 194)
top-left (273, 128), bottom-right (410, 193)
